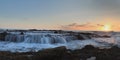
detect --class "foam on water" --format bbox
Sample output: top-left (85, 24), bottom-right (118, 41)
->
top-left (0, 32), bottom-right (120, 52)
top-left (0, 41), bottom-right (66, 52)
top-left (0, 38), bottom-right (118, 52)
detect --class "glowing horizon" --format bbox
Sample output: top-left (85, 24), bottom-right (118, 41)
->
top-left (0, 0), bottom-right (120, 31)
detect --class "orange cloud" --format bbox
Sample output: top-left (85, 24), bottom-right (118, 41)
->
top-left (61, 23), bottom-right (105, 31)
top-left (61, 22), bottom-right (120, 31)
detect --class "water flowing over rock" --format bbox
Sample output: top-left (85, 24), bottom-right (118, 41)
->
top-left (0, 30), bottom-right (119, 53)
top-left (5, 34), bottom-right (68, 44)
top-left (0, 30), bottom-right (120, 60)
top-left (4, 33), bottom-right (89, 44)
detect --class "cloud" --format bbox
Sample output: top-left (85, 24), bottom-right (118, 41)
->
top-left (68, 23), bottom-right (77, 26)
top-left (61, 22), bottom-right (104, 31)
top-left (97, 24), bottom-right (104, 27)
top-left (61, 22), bottom-right (120, 31)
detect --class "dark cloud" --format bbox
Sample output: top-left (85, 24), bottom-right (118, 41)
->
top-left (68, 23), bottom-right (77, 26)
top-left (97, 24), bottom-right (104, 27)
top-left (66, 23), bottom-right (90, 27)
top-left (65, 23), bottom-right (91, 27)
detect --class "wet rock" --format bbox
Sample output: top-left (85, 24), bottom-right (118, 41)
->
top-left (20, 32), bottom-right (24, 35)
top-left (82, 45), bottom-right (96, 50)
top-left (75, 35), bottom-right (85, 40)
top-left (0, 31), bottom-right (8, 41)
top-left (86, 57), bottom-right (96, 60)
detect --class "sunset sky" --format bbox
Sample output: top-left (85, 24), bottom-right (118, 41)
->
top-left (0, 0), bottom-right (120, 31)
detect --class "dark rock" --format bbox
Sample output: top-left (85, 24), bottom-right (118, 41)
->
top-left (20, 32), bottom-right (24, 35)
top-left (0, 46), bottom-right (120, 60)
top-left (75, 35), bottom-right (85, 40)
top-left (0, 56), bottom-right (13, 60)
top-left (32, 46), bottom-right (67, 60)
top-left (0, 31), bottom-right (8, 41)
top-left (82, 45), bottom-right (96, 50)
top-left (12, 56), bottom-right (30, 60)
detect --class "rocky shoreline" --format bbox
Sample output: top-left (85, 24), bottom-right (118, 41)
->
top-left (0, 45), bottom-right (120, 60)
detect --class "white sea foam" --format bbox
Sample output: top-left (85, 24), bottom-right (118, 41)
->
top-left (0, 32), bottom-right (120, 52)
top-left (0, 38), bottom-right (118, 52)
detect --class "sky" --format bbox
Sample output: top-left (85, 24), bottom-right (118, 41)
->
top-left (0, 0), bottom-right (120, 31)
